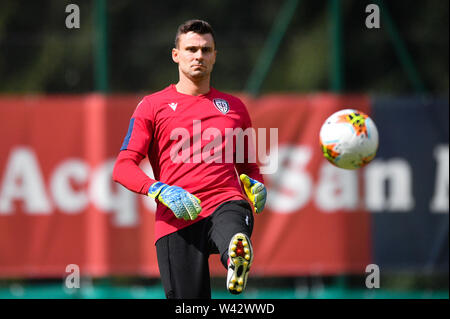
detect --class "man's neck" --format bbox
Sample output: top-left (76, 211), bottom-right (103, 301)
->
top-left (175, 77), bottom-right (211, 96)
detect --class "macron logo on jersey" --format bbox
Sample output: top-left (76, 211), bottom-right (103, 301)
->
top-left (168, 102), bottom-right (178, 111)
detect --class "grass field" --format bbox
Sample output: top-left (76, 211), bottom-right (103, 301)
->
top-left (0, 276), bottom-right (448, 299)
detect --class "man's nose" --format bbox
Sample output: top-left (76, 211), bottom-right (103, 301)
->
top-left (194, 49), bottom-right (203, 59)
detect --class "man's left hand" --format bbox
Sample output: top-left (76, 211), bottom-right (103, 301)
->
top-left (240, 174), bottom-right (267, 214)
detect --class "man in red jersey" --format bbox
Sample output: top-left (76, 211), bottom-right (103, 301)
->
top-left (113, 20), bottom-right (267, 299)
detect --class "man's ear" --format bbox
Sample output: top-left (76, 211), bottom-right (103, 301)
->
top-left (172, 48), bottom-right (179, 63)
top-left (213, 49), bottom-right (217, 65)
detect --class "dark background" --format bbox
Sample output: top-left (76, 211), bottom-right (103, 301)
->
top-left (0, 0), bottom-right (448, 95)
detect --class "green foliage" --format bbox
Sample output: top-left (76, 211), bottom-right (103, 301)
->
top-left (0, 0), bottom-right (447, 94)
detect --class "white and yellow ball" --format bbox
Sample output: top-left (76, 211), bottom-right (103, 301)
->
top-left (319, 109), bottom-right (379, 170)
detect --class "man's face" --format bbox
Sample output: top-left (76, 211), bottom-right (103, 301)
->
top-left (172, 31), bottom-right (217, 81)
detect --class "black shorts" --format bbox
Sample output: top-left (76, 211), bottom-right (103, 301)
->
top-left (155, 200), bottom-right (254, 299)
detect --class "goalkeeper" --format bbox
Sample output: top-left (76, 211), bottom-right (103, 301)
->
top-left (112, 19), bottom-right (266, 299)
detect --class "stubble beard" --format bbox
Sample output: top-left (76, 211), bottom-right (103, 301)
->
top-left (184, 66), bottom-right (212, 82)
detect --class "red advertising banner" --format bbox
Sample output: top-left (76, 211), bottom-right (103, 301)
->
top-left (0, 94), bottom-right (371, 278)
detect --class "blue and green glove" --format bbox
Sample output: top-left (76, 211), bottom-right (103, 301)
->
top-left (148, 182), bottom-right (202, 221)
top-left (240, 174), bottom-right (267, 214)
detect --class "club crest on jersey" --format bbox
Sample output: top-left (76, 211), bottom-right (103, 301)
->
top-left (213, 99), bottom-right (230, 114)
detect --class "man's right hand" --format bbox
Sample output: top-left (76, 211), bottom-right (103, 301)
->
top-left (148, 182), bottom-right (202, 221)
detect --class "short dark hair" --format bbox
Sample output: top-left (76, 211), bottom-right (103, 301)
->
top-left (174, 19), bottom-right (216, 49)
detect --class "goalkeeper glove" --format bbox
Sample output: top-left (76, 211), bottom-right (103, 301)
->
top-left (240, 174), bottom-right (267, 214)
top-left (148, 182), bottom-right (202, 221)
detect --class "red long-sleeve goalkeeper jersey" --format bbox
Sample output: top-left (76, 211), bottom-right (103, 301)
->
top-left (113, 84), bottom-right (263, 243)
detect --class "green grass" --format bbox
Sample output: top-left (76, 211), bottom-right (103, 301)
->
top-left (0, 282), bottom-right (447, 299)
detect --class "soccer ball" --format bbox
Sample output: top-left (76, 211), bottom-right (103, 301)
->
top-left (319, 109), bottom-right (379, 170)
